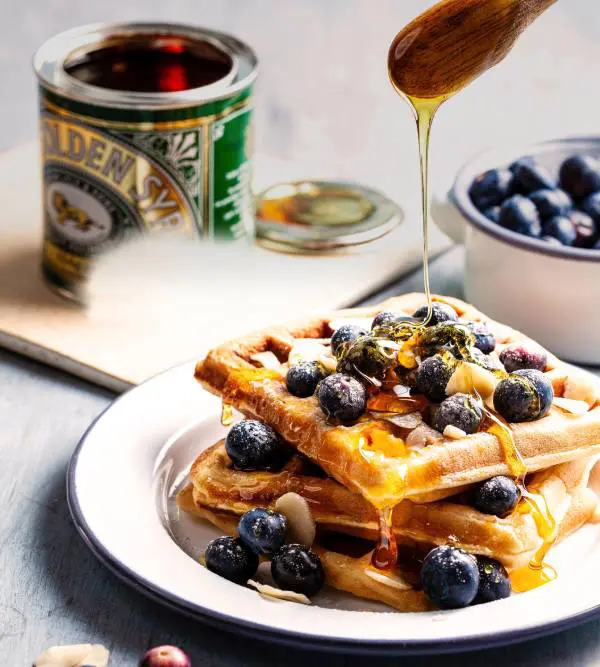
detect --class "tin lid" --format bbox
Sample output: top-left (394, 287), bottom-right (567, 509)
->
top-left (255, 180), bottom-right (403, 252)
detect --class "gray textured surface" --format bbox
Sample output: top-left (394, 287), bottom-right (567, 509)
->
top-left (2, 0), bottom-right (600, 665)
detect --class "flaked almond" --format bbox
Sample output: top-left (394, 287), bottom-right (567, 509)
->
top-left (364, 566), bottom-right (413, 591)
top-left (553, 396), bottom-right (590, 415)
top-left (564, 373), bottom-right (600, 407)
top-left (328, 317), bottom-right (373, 331)
top-left (406, 423), bottom-right (443, 449)
top-left (275, 492), bottom-right (316, 546)
top-left (446, 361), bottom-right (498, 399)
top-left (317, 352), bottom-right (338, 373)
top-left (34, 644), bottom-right (109, 667)
top-left (443, 424), bottom-right (468, 440)
top-left (247, 579), bottom-right (311, 604)
top-left (250, 351), bottom-right (283, 371)
top-left (392, 384), bottom-right (411, 397)
top-left (288, 339), bottom-right (329, 366)
top-left (382, 411), bottom-right (422, 429)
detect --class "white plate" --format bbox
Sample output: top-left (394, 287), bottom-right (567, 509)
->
top-left (68, 361), bottom-right (600, 654)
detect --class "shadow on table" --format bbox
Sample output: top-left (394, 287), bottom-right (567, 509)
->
top-left (32, 464), bottom-right (600, 667)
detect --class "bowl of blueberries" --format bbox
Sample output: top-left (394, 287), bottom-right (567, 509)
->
top-left (432, 137), bottom-right (600, 364)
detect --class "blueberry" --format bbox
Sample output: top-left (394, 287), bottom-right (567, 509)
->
top-left (508, 156), bottom-right (535, 174)
top-left (271, 544), bottom-right (325, 597)
top-left (469, 168), bottom-right (513, 211)
top-left (529, 189), bottom-right (572, 221)
top-left (225, 420), bottom-right (286, 471)
top-left (559, 155), bottom-right (600, 200)
top-left (483, 206), bottom-right (501, 223)
top-left (317, 373), bottom-right (366, 423)
top-left (465, 321), bottom-right (496, 354)
top-left (205, 536), bottom-right (258, 585)
top-left (412, 302), bottom-right (459, 326)
top-left (498, 342), bottom-right (547, 372)
top-left (570, 210), bottom-right (599, 248)
top-left (580, 191), bottom-right (600, 222)
top-left (415, 354), bottom-right (455, 402)
top-left (498, 195), bottom-right (541, 237)
top-left (286, 361), bottom-right (326, 398)
top-left (371, 311), bottom-right (399, 329)
top-left (238, 508), bottom-right (287, 555)
top-left (475, 557), bottom-right (512, 604)
top-left (511, 162), bottom-right (555, 195)
top-left (420, 546), bottom-right (479, 609)
top-left (330, 324), bottom-right (367, 358)
top-left (337, 335), bottom-right (396, 382)
top-left (434, 393), bottom-right (483, 434)
top-left (493, 369), bottom-right (553, 422)
top-left (542, 235), bottom-right (563, 247)
top-left (542, 216), bottom-right (576, 246)
top-left (418, 322), bottom-right (476, 361)
top-left (473, 476), bottom-right (520, 516)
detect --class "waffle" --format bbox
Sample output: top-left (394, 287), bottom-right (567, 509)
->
top-left (195, 293), bottom-right (600, 507)
top-left (178, 447), bottom-right (599, 611)
top-left (179, 441), bottom-right (600, 570)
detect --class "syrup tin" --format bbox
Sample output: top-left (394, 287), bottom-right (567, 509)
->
top-left (34, 22), bottom-right (257, 301)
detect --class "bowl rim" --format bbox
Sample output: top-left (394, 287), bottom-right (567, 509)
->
top-left (451, 136), bottom-right (600, 263)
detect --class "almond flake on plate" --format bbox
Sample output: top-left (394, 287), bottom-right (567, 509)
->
top-left (247, 579), bottom-right (311, 604)
top-left (275, 492), bottom-right (316, 546)
top-left (34, 644), bottom-right (109, 667)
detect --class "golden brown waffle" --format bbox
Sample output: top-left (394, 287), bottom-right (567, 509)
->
top-left (178, 449), bottom-right (599, 611)
top-left (195, 293), bottom-right (600, 507)
top-left (180, 441), bottom-right (600, 570)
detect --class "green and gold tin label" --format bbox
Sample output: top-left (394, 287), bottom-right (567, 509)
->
top-left (39, 87), bottom-right (253, 294)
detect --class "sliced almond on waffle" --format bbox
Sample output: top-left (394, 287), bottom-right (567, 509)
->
top-left (275, 492), bottom-right (316, 546)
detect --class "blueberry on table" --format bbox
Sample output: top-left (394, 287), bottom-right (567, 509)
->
top-left (317, 373), bottom-right (367, 423)
top-left (330, 324), bottom-right (367, 358)
top-left (493, 369), bottom-right (553, 422)
top-left (205, 536), bottom-right (259, 585)
top-left (475, 557), bottom-right (512, 604)
top-left (473, 476), bottom-right (520, 516)
top-left (238, 508), bottom-right (287, 555)
top-left (469, 168), bottom-right (513, 211)
top-left (498, 342), bottom-right (547, 373)
top-left (498, 195), bottom-right (541, 237)
top-left (225, 420), bottom-right (287, 471)
top-left (511, 162), bottom-right (555, 195)
top-left (140, 646), bottom-right (191, 667)
top-left (415, 354), bottom-right (455, 402)
top-left (580, 191), bottom-right (600, 222)
top-left (570, 210), bottom-right (599, 248)
top-left (542, 216), bottom-right (576, 246)
top-left (412, 302), bottom-right (459, 326)
top-left (286, 361), bottom-right (326, 398)
top-left (434, 393), bottom-right (483, 435)
top-left (529, 189), bottom-right (572, 220)
top-left (559, 154), bottom-right (600, 200)
top-left (371, 311), bottom-right (399, 329)
top-left (271, 544), bottom-right (325, 597)
top-left (420, 546), bottom-right (480, 609)
top-left (466, 321), bottom-right (496, 354)
top-left (483, 206), bottom-right (501, 223)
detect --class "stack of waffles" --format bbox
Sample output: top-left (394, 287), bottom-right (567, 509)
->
top-left (178, 294), bottom-right (600, 611)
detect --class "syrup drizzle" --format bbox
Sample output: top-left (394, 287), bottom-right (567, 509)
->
top-left (372, 507), bottom-right (398, 570)
top-left (220, 402), bottom-right (234, 426)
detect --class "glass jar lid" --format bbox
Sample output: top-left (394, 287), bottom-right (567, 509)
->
top-left (255, 180), bottom-right (403, 252)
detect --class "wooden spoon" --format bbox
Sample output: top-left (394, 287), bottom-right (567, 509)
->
top-left (388, 0), bottom-right (557, 99)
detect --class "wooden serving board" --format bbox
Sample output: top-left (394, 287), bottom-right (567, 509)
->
top-left (0, 141), bottom-right (451, 391)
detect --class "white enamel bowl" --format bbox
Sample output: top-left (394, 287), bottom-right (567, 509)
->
top-left (432, 137), bottom-right (600, 365)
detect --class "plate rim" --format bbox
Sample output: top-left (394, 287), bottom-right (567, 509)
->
top-left (67, 360), bottom-right (600, 655)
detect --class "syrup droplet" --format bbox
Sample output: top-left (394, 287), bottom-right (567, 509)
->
top-left (371, 507), bottom-right (398, 570)
top-left (220, 402), bottom-right (234, 426)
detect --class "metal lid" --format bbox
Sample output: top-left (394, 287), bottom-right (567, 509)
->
top-left (255, 180), bottom-right (403, 252)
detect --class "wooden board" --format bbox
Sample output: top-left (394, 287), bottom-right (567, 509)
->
top-left (0, 142), bottom-right (451, 390)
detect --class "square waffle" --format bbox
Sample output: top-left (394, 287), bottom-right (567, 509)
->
top-left (178, 444), bottom-right (599, 611)
top-left (195, 293), bottom-right (600, 507)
